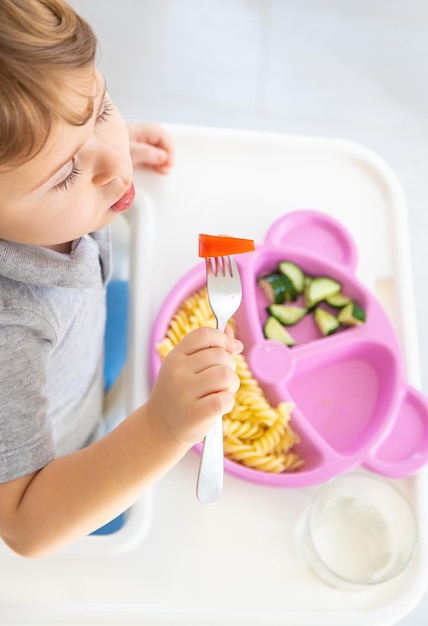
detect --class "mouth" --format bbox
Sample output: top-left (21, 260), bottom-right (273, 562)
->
top-left (110, 183), bottom-right (135, 213)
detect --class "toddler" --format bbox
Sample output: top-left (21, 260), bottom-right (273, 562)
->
top-left (0, 0), bottom-right (242, 557)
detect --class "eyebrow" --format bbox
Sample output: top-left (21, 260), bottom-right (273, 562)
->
top-left (31, 77), bottom-right (107, 191)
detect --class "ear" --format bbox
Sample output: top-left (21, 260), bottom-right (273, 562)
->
top-left (264, 209), bottom-right (358, 272)
top-left (364, 385), bottom-right (428, 477)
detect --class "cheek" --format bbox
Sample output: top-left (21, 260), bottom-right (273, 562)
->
top-left (102, 111), bottom-right (130, 153)
top-left (71, 191), bottom-right (99, 218)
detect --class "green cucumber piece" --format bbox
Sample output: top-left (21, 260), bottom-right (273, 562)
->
top-left (278, 261), bottom-right (306, 294)
top-left (258, 273), bottom-right (297, 304)
top-left (263, 316), bottom-right (295, 346)
top-left (281, 274), bottom-right (298, 301)
top-left (337, 302), bottom-right (366, 326)
top-left (268, 304), bottom-right (307, 326)
top-left (314, 307), bottom-right (339, 336)
top-left (325, 292), bottom-right (352, 308)
top-left (304, 277), bottom-right (341, 308)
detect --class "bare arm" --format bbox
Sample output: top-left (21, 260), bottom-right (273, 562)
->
top-left (0, 404), bottom-right (185, 557)
top-left (0, 328), bottom-right (242, 558)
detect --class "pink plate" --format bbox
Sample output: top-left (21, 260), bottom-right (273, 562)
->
top-left (149, 210), bottom-right (428, 487)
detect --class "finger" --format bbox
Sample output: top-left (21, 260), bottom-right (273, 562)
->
top-left (190, 346), bottom-right (238, 375)
top-left (138, 124), bottom-right (175, 160)
top-left (129, 142), bottom-right (169, 168)
top-left (178, 327), bottom-right (243, 356)
top-left (197, 389), bottom-right (237, 421)
top-left (151, 163), bottom-right (173, 175)
top-left (224, 324), bottom-right (236, 338)
top-left (195, 366), bottom-right (240, 399)
top-left (128, 123), bottom-right (175, 165)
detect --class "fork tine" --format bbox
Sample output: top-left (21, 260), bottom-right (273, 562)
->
top-left (205, 256), bottom-right (223, 276)
top-left (215, 256), bottom-right (224, 276)
top-left (219, 256), bottom-right (226, 276)
top-left (206, 255), bottom-right (237, 278)
top-left (228, 255), bottom-right (238, 277)
top-left (205, 257), bottom-right (213, 276)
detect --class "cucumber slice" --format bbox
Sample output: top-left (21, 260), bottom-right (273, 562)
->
top-left (314, 307), bottom-right (339, 336)
top-left (325, 292), bottom-right (352, 308)
top-left (263, 316), bottom-right (295, 346)
top-left (281, 274), bottom-right (298, 301)
top-left (304, 277), bottom-right (341, 308)
top-left (278, 261), bottom-right (306, 294)
top-left (268, 304), bottom-right (307, 326)
top-left (337, 302), bottom-right (366, 326)
top-left (258, 273), bottom-right (297, 304)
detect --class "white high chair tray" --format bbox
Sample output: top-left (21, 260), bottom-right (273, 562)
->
top-left (0, 125), bottom-right (427, 625)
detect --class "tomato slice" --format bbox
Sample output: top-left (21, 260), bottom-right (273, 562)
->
top-left (198, 234), bottom-right (255, 258)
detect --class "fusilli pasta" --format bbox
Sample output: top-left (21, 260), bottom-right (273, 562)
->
top-left (156, 287), bottom-right (303, 472)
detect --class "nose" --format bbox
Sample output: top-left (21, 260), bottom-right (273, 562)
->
top-left (91, 143), bottom-right (127, 186)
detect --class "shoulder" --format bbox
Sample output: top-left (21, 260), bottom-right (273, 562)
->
top-left (0, 272), bottom-right (57, 343)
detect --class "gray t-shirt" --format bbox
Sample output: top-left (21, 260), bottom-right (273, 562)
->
top-left (0, 228), bottom-right (111, 482)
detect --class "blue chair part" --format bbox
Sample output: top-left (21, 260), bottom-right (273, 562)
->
top-left (103, 279), bottom-right (129, 393)
top-left (90, 512), bottom-right (126, 536)
top-left (92, 279), bottom-right (129, 535)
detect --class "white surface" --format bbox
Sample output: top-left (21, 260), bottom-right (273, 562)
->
top-left (1, 126), bottom-right (426, 625)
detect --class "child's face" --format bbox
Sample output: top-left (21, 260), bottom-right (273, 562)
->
top-left (0, 68), bottom-right (133, 252)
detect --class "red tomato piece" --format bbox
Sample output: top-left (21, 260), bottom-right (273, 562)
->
top-left (198, 234), bottom-right (255, 258)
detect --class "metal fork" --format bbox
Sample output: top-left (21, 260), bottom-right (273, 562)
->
top-left (196, 255), bottom-right (243, 504)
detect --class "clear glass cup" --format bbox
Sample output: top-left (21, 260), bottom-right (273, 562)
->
top-left (300, 473), bottom-right (418, 590)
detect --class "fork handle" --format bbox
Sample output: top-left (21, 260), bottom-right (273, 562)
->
top-left (196, 416), bottom-right (224, 504)
top-left (196, 316), bottom-right (228, 504)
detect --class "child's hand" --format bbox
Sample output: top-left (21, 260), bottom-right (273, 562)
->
top-left (127, 122), bottom-right (174, 174)
top-left (148, 328), bottom-right (243, 447)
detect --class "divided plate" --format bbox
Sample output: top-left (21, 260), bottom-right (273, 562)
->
top-left (150, 210), bottom-right (428, 487)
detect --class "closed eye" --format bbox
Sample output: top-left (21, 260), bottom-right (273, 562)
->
top-left (97, 97), bottom-right (114, 124)
top-left (54, 161), bottom-right (82, 192)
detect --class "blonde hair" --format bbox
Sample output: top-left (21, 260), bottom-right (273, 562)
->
top-left (0, 0), bottom-right (98, 167)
